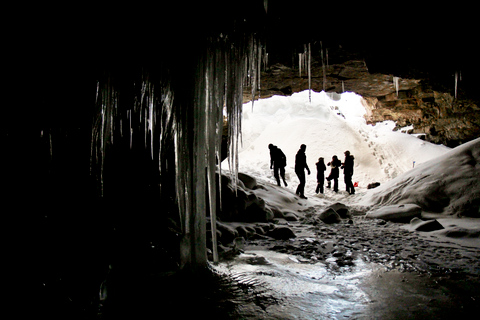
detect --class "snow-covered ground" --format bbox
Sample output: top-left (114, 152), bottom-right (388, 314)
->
top-left (230, 90), bottom-right (450, 201)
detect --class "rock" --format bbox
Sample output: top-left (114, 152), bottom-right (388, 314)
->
top-left (235, 225), bottom-right (256, 239)
top-left (216, 222), bottom-right (238, 244)
top-left (410, 217), bottom-right (444, 232)
top-left (267, 226), bottom-right (296, 240)
top-left (327, 203), bottom-right (350, 219)
top-left (283, 211), bottom-right (299, 221)
top-left (367, 182), bottom-right (381, 189)
top-left (238, 172), bottom-right (257, 190)
top-left (366, 204), bottom-right (422, 222)
top-left (319, 208), bottom-right (342, 224)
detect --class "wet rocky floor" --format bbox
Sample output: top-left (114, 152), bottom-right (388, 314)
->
top-left (214, 216), bottom-right (480, 319)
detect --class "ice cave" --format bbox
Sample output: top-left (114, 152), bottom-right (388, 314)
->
top-left (9, 1), bottom-right (480, 319)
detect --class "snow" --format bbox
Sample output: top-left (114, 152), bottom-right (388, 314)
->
top-left (231, 90), bottom-right (450, 199)
top-left (359, 137), bottom-right (480, 217)
top-left (225, 89), bottom-right (480, 252)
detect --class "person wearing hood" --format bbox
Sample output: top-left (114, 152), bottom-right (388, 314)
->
top-left (268, 143), bottom-right (288, 187)
top-left (342, 150), bottom-right (355, 195)
top-left (315, 157), bottom-right (326, 194)
top-left (295, 144), bottom-right (310, 199)
top-left (326, 155), bottom-right (341, 192)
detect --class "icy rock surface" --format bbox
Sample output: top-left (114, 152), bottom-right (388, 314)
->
top-left (365, 204), bottom-right (422, 221)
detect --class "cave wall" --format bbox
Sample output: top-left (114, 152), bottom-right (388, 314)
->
top-left (246, 42), bottom-right (480, 147)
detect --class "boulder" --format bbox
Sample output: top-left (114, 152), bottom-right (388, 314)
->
top-left (366, 204), bottom-right (422, 222)
top-left (410, 217), bottom-right (444, 232)
top-left (283, 211), bottom-right (299, 221)
top-left (326, 203), bottom-right (350, 219)
top-left (267, 226), bottom-right (296, 240)
top-left (367, 182), bottom-right (381, 189)
top-left (238, 172), bottom-right (257, 190)
top-left (319, 208), bottom-right (342, 224)
top-left (235, 225), bottom-right (256, 239)
top-left (216, 222), bottom-right (238, 244)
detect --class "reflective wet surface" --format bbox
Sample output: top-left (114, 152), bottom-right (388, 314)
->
top-left (215, 249), bottom-right (480, 319)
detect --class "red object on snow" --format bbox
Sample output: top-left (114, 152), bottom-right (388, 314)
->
top-left (353, 182), bottom-right (359, 187)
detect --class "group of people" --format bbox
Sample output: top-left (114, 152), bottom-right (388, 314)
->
top-left (268, 143), bottom-right (355, 199)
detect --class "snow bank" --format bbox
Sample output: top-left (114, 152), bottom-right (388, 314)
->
top-left (360, 138), bottom-right (480, 217)
top-left (234, 90), bottom-right (450, 198)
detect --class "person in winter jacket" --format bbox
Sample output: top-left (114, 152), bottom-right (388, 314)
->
top-left (342, 150), bottom-right (355, 194)
top-left (295, 144), bottom-right (310, 199)
top-left (315, 157), bottom-right (326, 194)
top-left (326, 155), bottom-right (341, 192)
top-left (269, 143), bottom-right (288, 187)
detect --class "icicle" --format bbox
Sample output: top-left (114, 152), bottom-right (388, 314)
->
top-left (299, 53), bottom-right (302, 77)
top-left (393, 76), bottom-right (400, 97)
top-left (342, 80), bottom-right (345, 93)
top-left (454, 71), bottom-right (459, 99)
top-left (308, 43), bottom-right (311, 103)
top-left (326, 48), bottom-right (329, 68)
top-left (321, 42), bottom-right (326, 91)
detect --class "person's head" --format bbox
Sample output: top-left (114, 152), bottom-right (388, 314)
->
top-left (333, 155), bottom-right (338, 160)
top-left (344, 150), bottom-right (350, 156)
top-left (269, 143), bottom-right (275, 150)
top-left (318, 157), bottom-right (324, 162)
top-left (300, 144), bottom-right (306, 151)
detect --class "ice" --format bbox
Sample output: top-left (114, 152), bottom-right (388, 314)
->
top-left (393, 76), bottom-right (400, 96)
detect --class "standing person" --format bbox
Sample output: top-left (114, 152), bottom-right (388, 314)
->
top-left (315, 157), bottom-right (326, 194)
top-left (326, 155), bottom-right (341, 192)
top-left (268, 144), bottom-right (288, 187)
top-left (295, 144), bottom-right (311, 199)
top-left (342, 150), bottom-right (355, 194)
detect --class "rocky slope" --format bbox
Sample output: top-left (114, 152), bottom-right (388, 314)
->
top-left (245, 59), bottom-right (480, 147)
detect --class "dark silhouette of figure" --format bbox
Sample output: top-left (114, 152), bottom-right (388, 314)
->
top-left (269, 144), bottom-right (288, 187)
top-left (342, 150), bottom-right (355, 194)
top-left (295, 144), bottom-right (310, 199)
top-left (326, 155), bottom-right (341, 192)
top-left (315, 157), bottom-right (326, 194)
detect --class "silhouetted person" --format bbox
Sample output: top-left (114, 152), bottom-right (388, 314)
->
top-left (342, 150), bottom-right (355, 194)
top-left (326, 155), bottom-right (341, 192)
top-left (315, 157), bottom-right (326, 194)
top-left (295, 144), bottom-right (310, 199)
top-left (269, 144), bottom-right (288, 187)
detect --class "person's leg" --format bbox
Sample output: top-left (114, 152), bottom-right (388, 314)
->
top-left (274, 166), bottom-right (280, 186)
top-left (298, 171), bottom-right (306, 197)
top-left (280, 166), bottom-right (287, 186)
top-left (333, 178), bottom-right (338, 192)
top-left (295, 171), bottom-right (301, 195)
top-left (348, 175), bottom-right (355, 194)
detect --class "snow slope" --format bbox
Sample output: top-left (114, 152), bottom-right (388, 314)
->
top-left (233, 90), bottom-right (451, 198)
top-left (359, 137), bottom-right (480, 217)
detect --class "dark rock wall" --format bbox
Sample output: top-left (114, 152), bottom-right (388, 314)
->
top-left (246, 43), bottom-right (480, 147)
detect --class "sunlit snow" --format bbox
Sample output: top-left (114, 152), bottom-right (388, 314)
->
top-left (231, 90), bottom-right (450, 199)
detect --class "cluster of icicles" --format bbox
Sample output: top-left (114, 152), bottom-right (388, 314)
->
top-left (90, 35), bottom-right (266, 269)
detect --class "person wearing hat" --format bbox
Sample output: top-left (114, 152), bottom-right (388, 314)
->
top-left (342, 150), bottom-right (355, 195)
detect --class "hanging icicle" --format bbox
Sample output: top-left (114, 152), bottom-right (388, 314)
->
top-left (308, 43), bottom-right (311, 103)
top-left (393, 76), bottom-right (400, 97)
top-left (454, 71), bottom-right (460, 99)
